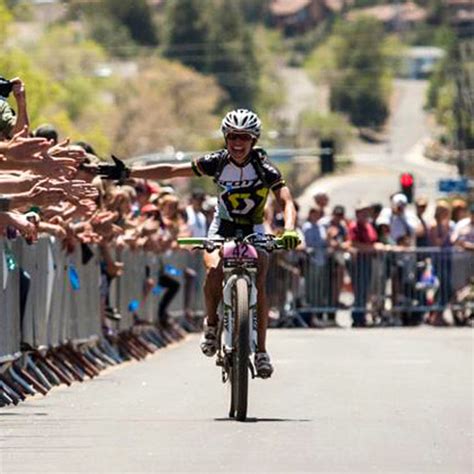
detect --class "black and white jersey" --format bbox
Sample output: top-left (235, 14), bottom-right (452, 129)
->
top-left (191, 148), bottom-right (285, 225)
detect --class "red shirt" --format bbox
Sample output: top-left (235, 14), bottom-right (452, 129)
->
top-left (348, 221), bottom-right (377, 244)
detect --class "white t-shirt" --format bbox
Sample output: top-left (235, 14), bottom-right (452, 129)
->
top-left (377, 208), bottom-right (417, 243)
top-left (186, 205), bottom-right (207, 237)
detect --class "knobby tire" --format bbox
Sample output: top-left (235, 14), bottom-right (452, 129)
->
top-left (231, 277), bottom-right (250, 422)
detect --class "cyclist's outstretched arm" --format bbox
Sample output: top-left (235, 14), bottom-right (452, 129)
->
top-left (130, 162), bottom-right (195, 180)
top-left (273, 185), bottom-right (297, 231)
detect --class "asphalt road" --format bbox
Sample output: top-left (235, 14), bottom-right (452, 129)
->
top-left (1, 328), bottom-right (472, 473)
top-left (298, 79), bottom-right (457, 217)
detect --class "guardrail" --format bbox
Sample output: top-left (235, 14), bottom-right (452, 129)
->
top-left (1, 238), bottom-right (472, 406)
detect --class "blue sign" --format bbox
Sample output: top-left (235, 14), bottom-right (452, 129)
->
top-left (438, 178), bottom-right (469, 194)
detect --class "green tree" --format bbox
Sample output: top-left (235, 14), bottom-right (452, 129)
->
top-left (102, 0), bottom-right (158, 46)
top-left (238, 0), bottom-right (270, 23)
top-left (163, 0), bottom-right (210, 72)
top-left (206, 0), bottom-right (260, 107)
top-left (308, 18), bottom-right (392, 128)
top-left (0, 0), bottom-right (12, 45)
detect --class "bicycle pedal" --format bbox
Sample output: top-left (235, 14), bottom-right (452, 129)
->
top-left (221, 368), bottom-right (229, 384)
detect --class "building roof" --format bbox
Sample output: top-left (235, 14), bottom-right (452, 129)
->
top-left (347, 1), bottom-right (427, 24)
top-left (270, 0), bottom-right (312, 17)
top-left (404, 46), bottom-right (446, 59)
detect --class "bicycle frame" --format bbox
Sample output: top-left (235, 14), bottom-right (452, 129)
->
top-left (220, 241), bottom-right (259, 369)
top-left (178, 234), bottom-right (284, 420)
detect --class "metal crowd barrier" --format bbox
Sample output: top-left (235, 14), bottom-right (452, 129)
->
top-left (1, 239), bottom-right (473, 367)
top-left (266, 247), bottom-right (474, 325)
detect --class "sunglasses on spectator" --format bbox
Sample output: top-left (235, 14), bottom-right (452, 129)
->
top-left (226, 133), bottom-right (254, 142)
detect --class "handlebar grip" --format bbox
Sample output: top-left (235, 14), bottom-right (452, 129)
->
top-left (177, 238), bottom-right (205, 246)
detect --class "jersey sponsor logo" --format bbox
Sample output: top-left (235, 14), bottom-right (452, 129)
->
top-left (228, 193), bottom-right (255, 215)
top-left (219, 178), bottom-right (262, 189)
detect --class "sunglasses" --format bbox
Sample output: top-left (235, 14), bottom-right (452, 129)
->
top-left (226, 133), bottom-right (254, 142)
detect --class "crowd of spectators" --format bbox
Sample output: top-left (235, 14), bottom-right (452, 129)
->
top-left (287, 191), bottom-right (474, 327)
top-left (1, 76), bottom-right (473, 333)
top-left (0, 76), bottom-right (212, 338)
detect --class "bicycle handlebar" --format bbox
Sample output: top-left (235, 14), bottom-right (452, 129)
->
top-left (177, 234), bottom-right (286, 252)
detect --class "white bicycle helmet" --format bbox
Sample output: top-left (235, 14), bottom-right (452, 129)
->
top-left (221, 109), bottom-right (261, 139)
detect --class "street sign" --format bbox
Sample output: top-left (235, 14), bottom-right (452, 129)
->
top-left (438, 178), bottom-right (469, 194)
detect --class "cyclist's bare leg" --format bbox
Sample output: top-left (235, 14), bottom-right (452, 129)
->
top-left (256, 250), bottom-right (269, 352)
top-left (203, 249), bottom-right (223, 327)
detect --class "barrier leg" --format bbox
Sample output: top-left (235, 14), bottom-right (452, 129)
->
top-left (0, 375), bottom-right (25, 403)
top-left (0, 381), bottom-right (18, 405)
top-left (50, 349), bottom-right (85, 382)
top-left (26, 355), bottom-right (53, 391)
top-left (33, 356), bottom-right (62, 386)
top-left (42, 354), bottom-right (73, 386)
top-left (99, 339), bottom-right (123, 364)
top-left (15, 364), bottom-right (49, 395)
top-left (9, 366), bottom-right (36, 396)
top-left (83, 348), bottom-right (107, 370)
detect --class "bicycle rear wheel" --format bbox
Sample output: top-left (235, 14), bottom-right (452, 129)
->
top-left (230, 277), bottom-right (250, 422)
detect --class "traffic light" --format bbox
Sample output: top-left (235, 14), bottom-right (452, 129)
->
top-left (320, 139), bottom-right (335, 174)
top-left (400, 172), bottom-right (414, 203)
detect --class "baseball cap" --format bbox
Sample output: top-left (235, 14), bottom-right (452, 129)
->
top-left (141, 203), bottom-right (159, 214)
top-left (391, 193), bottom-right (408, 207)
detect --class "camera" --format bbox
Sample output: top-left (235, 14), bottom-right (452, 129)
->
top-left (0, 76), bottom-right (13, 98)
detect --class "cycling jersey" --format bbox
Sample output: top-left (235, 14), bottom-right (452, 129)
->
top-left (191, 148), bottom-right (285, 226)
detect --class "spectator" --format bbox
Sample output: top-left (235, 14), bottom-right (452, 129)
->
top-left (377, 193), bottom-right (417, 246)
top-left (0, 76), bottom-right (29, 139)
top-left (428, 201), bottom-right (454, 325)
top-left (414, 196), bottom-right (430, 247)
top-left (319, 205), bottom-right (349, 319)
top-left (451, 198), bottom-right (467, 224)
top-left (186, 188), bottom-right (207, 237)
top-left (313, 191), bottom-right (329, 216)
top-left (302, 207), bottom-right (327, 325)
top-left (452, 203), bottom-right (474, 250)
top-left (33, 124), bottom-right (58, 145)
top-left (348, 202), bottom-right (381, 327)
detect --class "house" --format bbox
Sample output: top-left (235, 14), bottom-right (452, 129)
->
top-left (270, 0), bottom-right (347, 35)
top-left (399, 47), bottom-right (445, 79)
top-left (444, 0), bottom-right (474, 38)
top-left (346, 2), bottom-right (427, 31)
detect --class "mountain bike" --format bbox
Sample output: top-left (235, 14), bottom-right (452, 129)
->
top-left (178, 234), bottom-right (284, 422)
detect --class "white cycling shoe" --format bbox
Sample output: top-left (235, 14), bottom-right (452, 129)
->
top-left (200, 323), bottom-right (218, 357)
top-left (254, 352), bottom-right (274, 379)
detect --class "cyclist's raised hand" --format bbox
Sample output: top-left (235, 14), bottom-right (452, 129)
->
top-left (281, 229), bottom-right (300, 250)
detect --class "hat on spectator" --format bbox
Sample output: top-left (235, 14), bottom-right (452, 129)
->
top-left (415, 196), bottom-right (428, 207)
top-left (452, 198), bottom-right (467, 210)
top-left (391, 193), bottom-right (408, 207)
top-left (141, 203), bottom-right (159, 214)
top-left (34, 123), bottom-right (58, 144)
top-left (355, 201), bottom-right (371, 212)
top-left (376, 214), bottom-right (391, 226)
top-left (159, 186), bottom-right (175, 196)
top-left (333, 205), bottom-right (345, 216)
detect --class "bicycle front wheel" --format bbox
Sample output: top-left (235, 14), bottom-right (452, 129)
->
top-left (231, 277), bottom-right (250, 422)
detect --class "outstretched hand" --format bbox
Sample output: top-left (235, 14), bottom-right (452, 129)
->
top-left (97, 155), bottom-right (130, 183)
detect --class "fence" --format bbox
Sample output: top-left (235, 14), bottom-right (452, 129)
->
top-left (1, 237), bottom-right (473, 405)
top-left (266, 247), bottom-right (474, 327)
